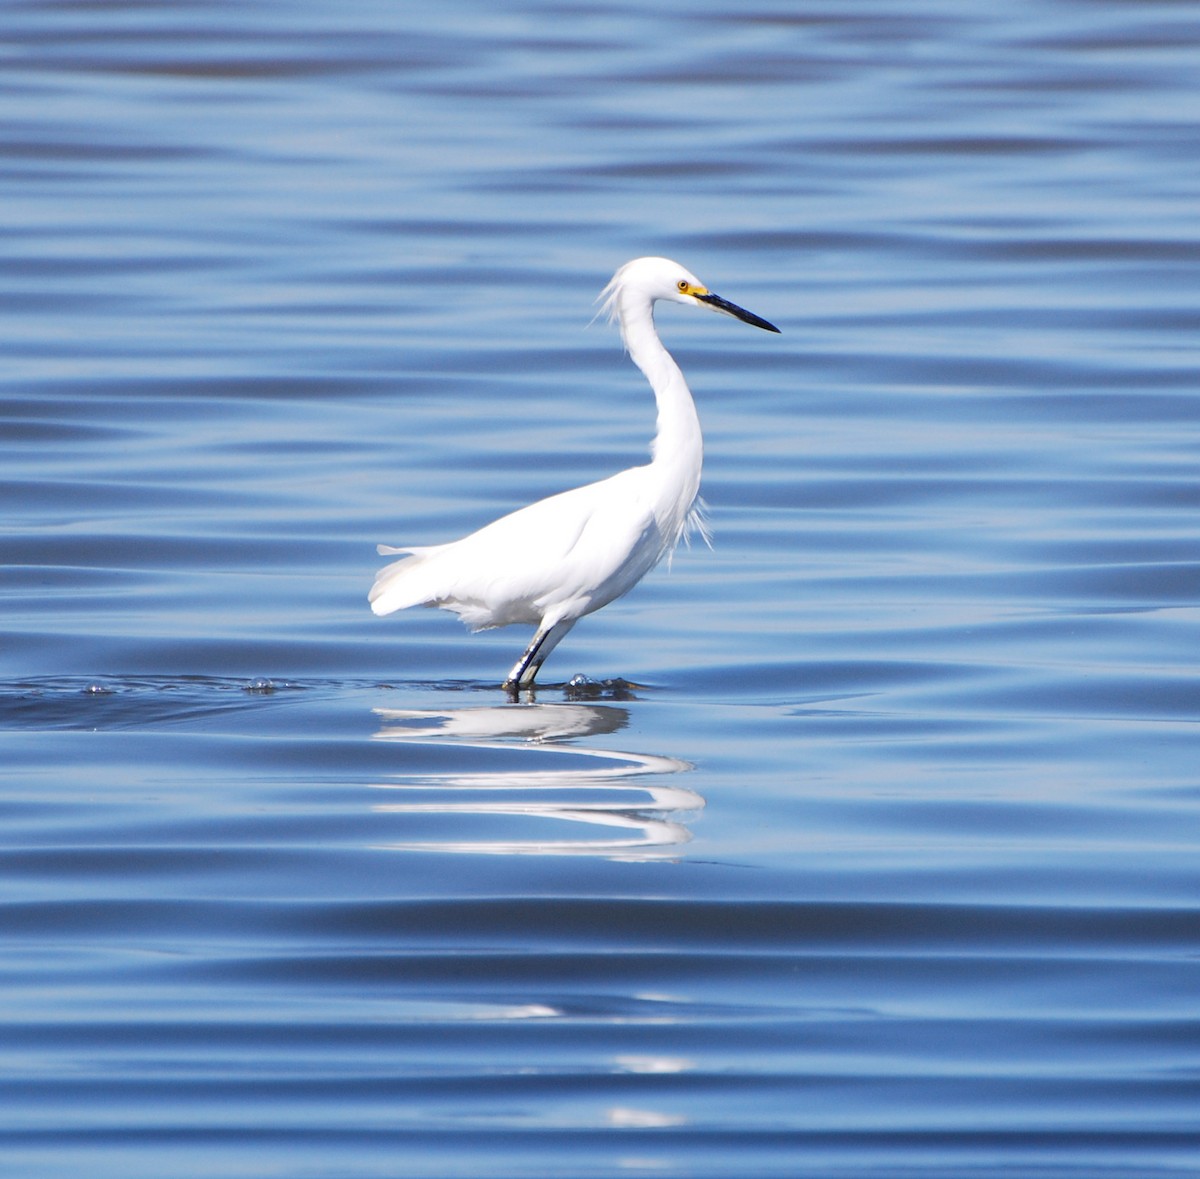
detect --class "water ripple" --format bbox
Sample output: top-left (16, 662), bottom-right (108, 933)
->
top-left (3, 0), bottom-right (1200, 1175)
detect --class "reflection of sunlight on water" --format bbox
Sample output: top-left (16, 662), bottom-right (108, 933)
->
top-left (607, 1107), bottom-right (688, 1128)
top-left (370, 704), bottom-right (703, 860)
top-left (614, 1056), bottom-right (694, 1075)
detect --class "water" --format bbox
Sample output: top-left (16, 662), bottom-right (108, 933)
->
top-left (2, 1), bottom-right (1199, 1175)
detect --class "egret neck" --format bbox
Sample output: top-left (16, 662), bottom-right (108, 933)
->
top-left (616, 293), bottom-right (703, 520)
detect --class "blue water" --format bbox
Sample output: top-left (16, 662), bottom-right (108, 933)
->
top-left (3, 2), bottom-right (1200, 1176)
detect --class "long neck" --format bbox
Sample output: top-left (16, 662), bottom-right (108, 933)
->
top-left (619, 298), bottom-right (703, 483)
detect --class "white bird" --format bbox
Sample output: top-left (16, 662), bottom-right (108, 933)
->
top-left (369, 256), bottom-right (779, 690)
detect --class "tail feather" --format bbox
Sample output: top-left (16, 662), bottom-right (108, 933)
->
top-left (368, 546), bottom-right (444, 616)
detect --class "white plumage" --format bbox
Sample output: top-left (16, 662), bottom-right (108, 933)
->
top-left (369, 256), bottom-right (779, 690)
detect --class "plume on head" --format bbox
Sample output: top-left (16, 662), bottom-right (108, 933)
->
top-left (596, 259), bottom-right (633, 327)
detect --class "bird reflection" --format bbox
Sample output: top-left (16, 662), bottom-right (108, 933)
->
top-left (370, 702), bottom-right (702, 860)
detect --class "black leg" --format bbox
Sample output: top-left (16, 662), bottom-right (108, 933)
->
top-left (502, 620), bottom-right (575, 691)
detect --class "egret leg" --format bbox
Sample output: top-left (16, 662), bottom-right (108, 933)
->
top-left (503, 620), bottom-right (575, 690)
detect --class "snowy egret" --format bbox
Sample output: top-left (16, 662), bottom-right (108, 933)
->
top-left (369, 256), bottom-right (779, 690)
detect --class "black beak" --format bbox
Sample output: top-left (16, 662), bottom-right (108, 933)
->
top-left (696, 291), bottom-right (780, 333)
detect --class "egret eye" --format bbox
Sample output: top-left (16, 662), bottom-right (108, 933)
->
top-left (677, 279), bottom-right (690, 293)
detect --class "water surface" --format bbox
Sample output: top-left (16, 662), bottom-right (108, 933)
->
top-left (3, 1), bottom-right (1199, 1176)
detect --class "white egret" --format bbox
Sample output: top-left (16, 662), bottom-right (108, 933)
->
top-left (369, 256), bottom-right (780, 690)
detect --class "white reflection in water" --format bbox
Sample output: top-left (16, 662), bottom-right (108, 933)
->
top-left (614, 1055), bottom-right (694, 1075)
top-left (606, 1107), bottom-right (688, 1129)
top-left (370, 703), bottom-right (703, 859)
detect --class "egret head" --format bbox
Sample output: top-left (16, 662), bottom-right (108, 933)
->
top-left (600, 256), bottom-right (780, 333)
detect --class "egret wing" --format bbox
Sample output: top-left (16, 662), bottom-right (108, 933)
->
top-left (369, 470), bottom-right (655, 628)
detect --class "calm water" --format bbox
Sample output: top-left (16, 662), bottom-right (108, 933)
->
top-left (3, 1), bottom-right (1200, 1176)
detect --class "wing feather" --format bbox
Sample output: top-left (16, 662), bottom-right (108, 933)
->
top-left (369, 471), bottom-right (656, 627)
